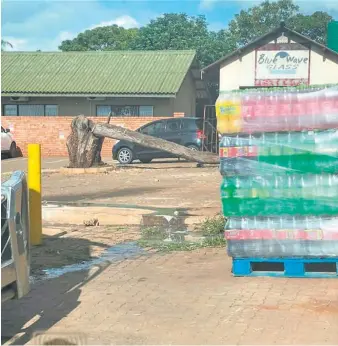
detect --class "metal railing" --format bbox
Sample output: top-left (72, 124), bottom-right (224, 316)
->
top-left (1, 171), bottom-right (30, 301)
top-left (202, 105), bottom-right (219, 154)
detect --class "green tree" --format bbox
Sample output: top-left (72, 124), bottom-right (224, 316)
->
top-left (132, 13), bottom-right (236, 67)
top-left (227, 0), bottom-right (333, 47)
top-left (57, 2), bottom-right (332, 62)
top-left (59, 25), bottom-right (139, 51)
top-left (1, 39), bottom-right (13, 51)
top-left (228, 0), bottom-right (299, 46)
top-left (288, 11), bottom-right (333, 45)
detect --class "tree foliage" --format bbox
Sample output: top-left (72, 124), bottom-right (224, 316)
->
top-left (59, 25), bottom-right (138, 51)
top-left (228, 0), bottom-right (332, 46)
top-left (1, 39), bottom-right (13, 51)
top-left (228, 0), bottom-right (299, 47)
top-left (58, 0), bottom-right (333, 65)
top-left (131, 13), bottom-right (236, 67)
top-left (287, 11), bottom-right (333, 45)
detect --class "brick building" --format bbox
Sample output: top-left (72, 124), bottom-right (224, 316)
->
top-left (1, 50), bottom-right (208, 157)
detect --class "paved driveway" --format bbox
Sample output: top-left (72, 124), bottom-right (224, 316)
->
top-left (2, 249), bottom-right (338, 345)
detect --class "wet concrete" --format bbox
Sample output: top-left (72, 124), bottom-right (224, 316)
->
top-left (31, 242), bottom-right (147, 283)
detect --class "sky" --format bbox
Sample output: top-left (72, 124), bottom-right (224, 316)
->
top-left (1, 0), bottom-right (338, 51)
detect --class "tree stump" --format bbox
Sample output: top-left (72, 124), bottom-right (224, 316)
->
top-left (66, 115), bottom-right (104, 168)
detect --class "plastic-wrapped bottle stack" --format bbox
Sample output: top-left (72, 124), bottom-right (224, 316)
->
top-left (216, 85), bottom-right (338, 258)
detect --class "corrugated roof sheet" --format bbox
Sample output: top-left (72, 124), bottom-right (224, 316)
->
top-left (1, 50), bottom-right (196, 96)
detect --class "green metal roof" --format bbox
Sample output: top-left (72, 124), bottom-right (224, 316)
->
top-left (1, 50), bottom-right (196, 97)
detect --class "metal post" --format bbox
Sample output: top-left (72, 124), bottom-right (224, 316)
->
top-left (28, 144), bottom-right (42, 245)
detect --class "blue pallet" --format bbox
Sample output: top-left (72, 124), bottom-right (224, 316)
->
top-left (232, 257), bottom-right (338, 278)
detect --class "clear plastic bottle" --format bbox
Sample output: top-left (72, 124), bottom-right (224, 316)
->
top-left (221, 178), bottom-right (230, 199)
top-left (254, 90), bottom-right (265, 132)
top-left (281, 89), bottom-right (291, 129)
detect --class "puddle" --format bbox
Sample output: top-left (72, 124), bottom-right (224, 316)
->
top-left (30, 242), bottom-right (147, 283)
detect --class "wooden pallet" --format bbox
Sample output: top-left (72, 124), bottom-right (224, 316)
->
top-left (232, 257), bottom-right (338, 278)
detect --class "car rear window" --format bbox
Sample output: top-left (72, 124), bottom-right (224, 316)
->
top-left (181, 119), bottom-right (203, 131)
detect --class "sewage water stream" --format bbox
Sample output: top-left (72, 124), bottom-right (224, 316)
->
top-left (30, 242), bottom-right (147, 283)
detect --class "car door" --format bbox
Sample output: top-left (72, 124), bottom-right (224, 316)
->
top-left (136, 121), bottom-right (166, 159)
top-left (1, 127), bottom-right (10, 152)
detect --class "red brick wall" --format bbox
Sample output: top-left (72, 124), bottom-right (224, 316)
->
top-left (1, 116), bottom-right (167, 157)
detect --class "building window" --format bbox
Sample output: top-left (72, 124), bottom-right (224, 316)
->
top-left (3, 105), bottom-right (59, 116)
top-left (45, 105), bottom-right (58, 116)
top-left (139, 106), bottom-right (154, 116)
top-left (96, 105), bottom-right (111, 117)
top-left (96, 105), bottom-right (154, 117)
top-left (3, 105), bottom-right (18, 116)
top-left (19, 105), bottom-right (44, 116)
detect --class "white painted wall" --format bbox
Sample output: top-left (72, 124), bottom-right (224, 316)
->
top-left (219, 47), bottom-right (338, 91)
top-left (309, 49), bottom-right (338, 85)
top-left (219, 51), bottom-right (256, 91)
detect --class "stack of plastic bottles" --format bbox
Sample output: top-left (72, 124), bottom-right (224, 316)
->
top-left (216, 85), bottom-right (338, 258)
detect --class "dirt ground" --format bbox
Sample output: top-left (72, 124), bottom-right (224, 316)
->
top-left (41, 161), bottom-right (221, 210)
top-left (4, 161), bottom-right (222, 275)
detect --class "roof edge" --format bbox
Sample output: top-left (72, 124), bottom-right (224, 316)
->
top-left (202, 23), bottom-right (338, 73)
top-left (1, 49), bottom-right (197, 55)
top-left (1, 92), bottom-right (177, 98)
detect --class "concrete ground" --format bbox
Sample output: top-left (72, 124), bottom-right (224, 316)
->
top-left (2, 247), bottom-right (338, 345)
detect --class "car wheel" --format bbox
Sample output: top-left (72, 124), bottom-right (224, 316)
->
top-left (9, 142), bottom-right (17, 158)
top-left (187, 144), bottom-right (199, 151)
top-left (139, 158), bottom-right (152, 164)
top-left (117, 148), bottom-right (133, 164)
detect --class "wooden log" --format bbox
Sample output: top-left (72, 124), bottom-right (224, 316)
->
top-left (67, 115), bottom-right (220, 168)
top-left (92, 122), bottom-right (220, 164)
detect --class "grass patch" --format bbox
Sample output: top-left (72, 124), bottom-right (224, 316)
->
top-left (137, 235), bottom-right (226, 253)
top-left (137, 214), bottom-right (227, 253)
top-left (141, 226), bottom-right (167, 240)
top-left (200, 214), bottom-right (226, 236)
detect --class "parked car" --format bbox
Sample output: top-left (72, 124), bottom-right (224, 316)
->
top-left (113, 117), bottom-right (205, 164)
top-left (1, 126), bottom-right (16, 158)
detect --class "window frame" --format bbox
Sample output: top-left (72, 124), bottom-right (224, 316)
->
top-left (96, 105), bottom-right (154, 117)
top-left (140, 120), bottom-right (165, 135)
top-left (2, 104), bottom-right (59, 116)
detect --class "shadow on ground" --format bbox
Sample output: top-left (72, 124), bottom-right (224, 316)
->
top-left (43, 186), bottom-right (164, 203)
top-left (1, 233), bottom-right (112, 345)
